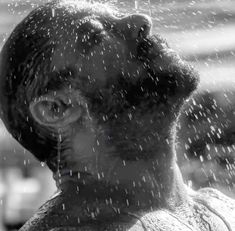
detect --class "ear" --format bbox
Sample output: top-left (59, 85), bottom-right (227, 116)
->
top-left (29, 90), bottom-right (85, 128)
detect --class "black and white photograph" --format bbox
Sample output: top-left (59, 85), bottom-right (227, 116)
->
top-left (0, 0), bottom-right (235, 230)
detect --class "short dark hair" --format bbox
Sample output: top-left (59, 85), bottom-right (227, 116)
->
top-left (0, 1), bottom-right (108, 169)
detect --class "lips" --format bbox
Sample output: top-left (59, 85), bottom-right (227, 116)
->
top-left (136, 34), bottom-right (200, 100)
top-left (136, 35), bottom-right (168, 61)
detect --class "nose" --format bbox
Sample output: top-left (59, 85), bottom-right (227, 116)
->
top-left (116, 14), bottom-right (152, 40)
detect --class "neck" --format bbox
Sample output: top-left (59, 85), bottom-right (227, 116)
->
top-left (53, 144), bottom-right (188, 213)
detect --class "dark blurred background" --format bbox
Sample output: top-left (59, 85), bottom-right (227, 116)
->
top-left (0, 0), bottom-right (235, 230)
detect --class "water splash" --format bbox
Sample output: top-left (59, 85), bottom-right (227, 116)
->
top-left (52, 8), bottom-right (55, 17)
top-left (57, 130), bottom-right (62, 185)
top-left (148, 0), bottom-right (152, 17)
top-left (134, 0), bottom-right (139, 13)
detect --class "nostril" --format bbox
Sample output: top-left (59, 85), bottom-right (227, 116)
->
top-left (132, 14), bottom-right (152, 39)
top-left (138, 24), bottom-right (150, 38)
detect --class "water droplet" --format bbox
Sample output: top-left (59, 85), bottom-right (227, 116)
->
top-left (134, 0), bottom-right (139, 13)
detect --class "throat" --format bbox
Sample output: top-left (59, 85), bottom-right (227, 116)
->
top-left (53, 157), bottom-right (186, 212)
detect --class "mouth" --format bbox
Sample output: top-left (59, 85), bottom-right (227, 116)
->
top-left (136, 34), bottom-right (171, 62)
top-left (136, 35), bottom-right (200, 99)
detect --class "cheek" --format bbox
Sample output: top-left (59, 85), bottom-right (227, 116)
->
top-left (84, 41), bottom-right (129, 81)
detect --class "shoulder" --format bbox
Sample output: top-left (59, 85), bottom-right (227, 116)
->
top-left (190, 187), bottom-right (235, 230)
top-left (19, 191), bottom-right (65, 231)
top-left (193, 187), bottom-right (235, 212)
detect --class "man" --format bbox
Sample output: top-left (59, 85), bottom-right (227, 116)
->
top-left (0, 1), bottom-right (234, 230)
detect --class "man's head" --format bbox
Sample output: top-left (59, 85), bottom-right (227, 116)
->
top-left (0, 0), bottom-right (198, 172)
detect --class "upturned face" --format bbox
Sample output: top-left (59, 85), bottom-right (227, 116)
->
top-left (48, 4), bottom-right (199, 163)
top-left (0, 1), bottom-right (199, 167)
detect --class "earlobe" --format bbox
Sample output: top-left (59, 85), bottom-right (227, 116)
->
top-left (29, 93), bottom-right (84, 128)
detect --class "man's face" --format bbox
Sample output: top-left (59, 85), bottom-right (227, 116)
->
top-left (29, 4), bottom-right (199, 163)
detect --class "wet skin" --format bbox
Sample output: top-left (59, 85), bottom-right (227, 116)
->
top-left (0, 1), bottom-right (235, 230)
